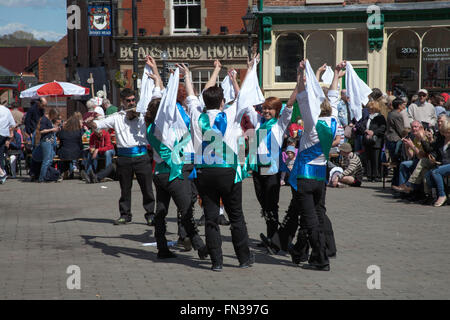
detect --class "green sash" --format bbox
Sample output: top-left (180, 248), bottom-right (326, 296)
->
top-left (197, 113), bottom-right (248, 183)
top-left (248, 117), bottom-right (277, 173)
top-left (315, 119), bottom-right (334, 162)
top-left (146, 124), bottom-right (191, 181)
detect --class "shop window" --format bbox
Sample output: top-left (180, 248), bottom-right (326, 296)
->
top-left (386, 30), bottom-right (420, 97)
top-left (191, 69), bottom-right (227, 94)
top-left (173, 0), bottom-right (201, 34)
top-left (276, 33), bottom-right (304, 82)
top-left (306, 31), bottom-right (336, 73)
top-left (421, 28), bottom-right (450, 93)
top-left (343, 30), bottom-right (367, 61)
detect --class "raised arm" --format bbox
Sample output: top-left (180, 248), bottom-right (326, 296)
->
top-left (315, 63), bottom-right (327, 82)
top-left (177, 63), bottom-right (201, 117)
top-left (329, 61), bottom-right (346, 92)
top-left (204, 59), bottom-right (222, 90)
top-left (229, 69), bottom-right (240, 96)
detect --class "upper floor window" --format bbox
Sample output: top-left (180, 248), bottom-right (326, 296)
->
top-left (173, 0), bottom-right (201, 34)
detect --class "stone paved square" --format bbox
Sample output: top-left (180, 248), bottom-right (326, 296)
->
top-left (0, 177), bottom-right (449, 300)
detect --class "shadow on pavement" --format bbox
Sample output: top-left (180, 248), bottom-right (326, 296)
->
top-left (49, 218), bottom-right (116, 224)
top-left (79, 233), bottom-right (218, 270)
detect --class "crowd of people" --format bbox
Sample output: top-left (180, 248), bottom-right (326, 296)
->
top-left (1, 53), bottom-right (449, 273)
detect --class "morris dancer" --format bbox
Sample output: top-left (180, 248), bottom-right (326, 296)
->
top-left (86, 86), bottom-right (156, 226)
top-left (144, 56), bottom-right (208, 259)
top-left (245, 87), bottom-right (293, 244)
top-left (178, 55), bottom-right (264, 271)
top-left (286, 59), bottom-right (344, 271)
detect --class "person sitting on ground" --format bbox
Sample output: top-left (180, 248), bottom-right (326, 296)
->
top-left (280, 145), bottom-right (297, 186)
top-left (81, 128), bottom-right (115, 184)
top-left (328, 142), bottom-right (363, 188)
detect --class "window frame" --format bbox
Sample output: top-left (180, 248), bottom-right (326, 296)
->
top-left (171, 0), bottom-right (201, 35)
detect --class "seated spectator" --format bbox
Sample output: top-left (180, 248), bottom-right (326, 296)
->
top-left (103, 98), bottom-right (118, 116)
top-left (81, 128), bottom-right (115, 183)
top-left (328, 143), bottom-right (363, 188)
top-left (408, 89), bottom-right (437, 127)
top-left (393, 120), bottom-right (433, 196)
top-left (57, 114), bottom-right (84, 179)
top-left (432, 94), bottom-right (447, 118)
top-left (425, 118), bottom-right (450, 206)
top-left (4, 126), bottom-right (22, 178)
top-left (288, 116), bottom-right (303, 139)
top-left (280, 145), bottom-right (297, 186)
top-left (8, 102), bottom-right (24, 127)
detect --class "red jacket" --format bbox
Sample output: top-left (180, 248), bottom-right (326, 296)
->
top-left (89, 130), bottom-right (114, 154)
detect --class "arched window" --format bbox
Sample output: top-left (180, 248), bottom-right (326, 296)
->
top-left (386, 30), bottom-right (420, 97)
top-left (306, 31), bottom-right (336, 72)
top-left (421, 28), bottom-right (450, 93)
top-left (275, 33), bottom-right (303, 82)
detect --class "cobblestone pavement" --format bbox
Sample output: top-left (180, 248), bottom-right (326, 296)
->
top-left (0, 177), bottom-right (449, 300)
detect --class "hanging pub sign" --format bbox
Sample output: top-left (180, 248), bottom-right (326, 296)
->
top-left (88, 5), bottom-right (112, 36)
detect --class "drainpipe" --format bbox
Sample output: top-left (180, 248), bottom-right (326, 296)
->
top-left (258, 0), bottom-right (263, 87)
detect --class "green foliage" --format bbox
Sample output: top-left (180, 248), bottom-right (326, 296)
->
top-left (0, 31), bottom-right (56, 47)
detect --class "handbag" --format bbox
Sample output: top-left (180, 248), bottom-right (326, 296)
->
top-left (344, 126), bottom-right (353, 139)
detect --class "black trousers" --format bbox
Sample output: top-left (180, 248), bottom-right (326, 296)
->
top-left (291, 178), bottom-right (329, 266)
top-left (366, 146), bottom-right (382, 179)
top-left (195, 167), bottom-right (250, 265)
top-left (275, 184), bottom-right (336, 256)
top-left (252, 169), bottom-right (281, 238)
top-left (116, 153), bottom-right (155, 218)
top-left (177, 164), bottom-right (199, 239)
top-left (153, 167), bottom-right (204, 252)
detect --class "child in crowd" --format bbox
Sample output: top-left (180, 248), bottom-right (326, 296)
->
top-left (280, 145), bottom-right (297, 186)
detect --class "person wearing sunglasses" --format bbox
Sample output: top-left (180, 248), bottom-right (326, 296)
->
top-left (407, 89), bottom-right (437, 128)
top-left (85, 87), bottom-right (158, 226)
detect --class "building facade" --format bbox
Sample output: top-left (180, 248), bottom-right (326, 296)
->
top-left (66, 0), bottom-right (254, 115)
top-left (255, 0), bottom-right (450, 100)
top-left (117, 0), bottom-right (254, 95)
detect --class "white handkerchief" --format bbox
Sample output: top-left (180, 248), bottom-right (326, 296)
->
top-left (345, 62), bottom-right (372, 121)
top-left (154, 68), bottom-right (180, 150)
top-left (321, 66), bottom-right (334, 86)
top-left (221, 70), bottom-right (237, 104)
top-left (304, 60), bottom-right (325, 131)
top-left (136, 65), bottom-right (155, 113)
top-left (236, 61), bottom-right (265, 110)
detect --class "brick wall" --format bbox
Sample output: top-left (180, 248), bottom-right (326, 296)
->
top-left (261, 0), bottom-right (442, 6)
top-left (120, 0), bottom-right (249, 35)
top-left (204, 0), bottom-right (249, 34)
top-left (38, 36), bottom-right (67, 83)
top-left (121, 0), bottom-right (166, 36)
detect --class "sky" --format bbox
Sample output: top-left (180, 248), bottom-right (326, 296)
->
top-left (0, 0), bottom-right (67, 41)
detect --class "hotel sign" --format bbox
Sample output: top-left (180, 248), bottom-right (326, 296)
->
top-left (118, 42), bottom-right (249, 61)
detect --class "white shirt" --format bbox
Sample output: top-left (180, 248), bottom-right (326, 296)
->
top-left (186, 95), bottom-right (247, 164)
top-left (94, 111), bottom-right (147, 148)
top-left (245, 105), bottom-right (293, 174)
top-left (296, 90), bottom-right (338, 166)
top-left (0, 105), bottom-right (16, 137)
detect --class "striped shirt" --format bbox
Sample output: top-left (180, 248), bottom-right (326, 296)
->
top-left (340, 152), bottom-right (363, 181)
